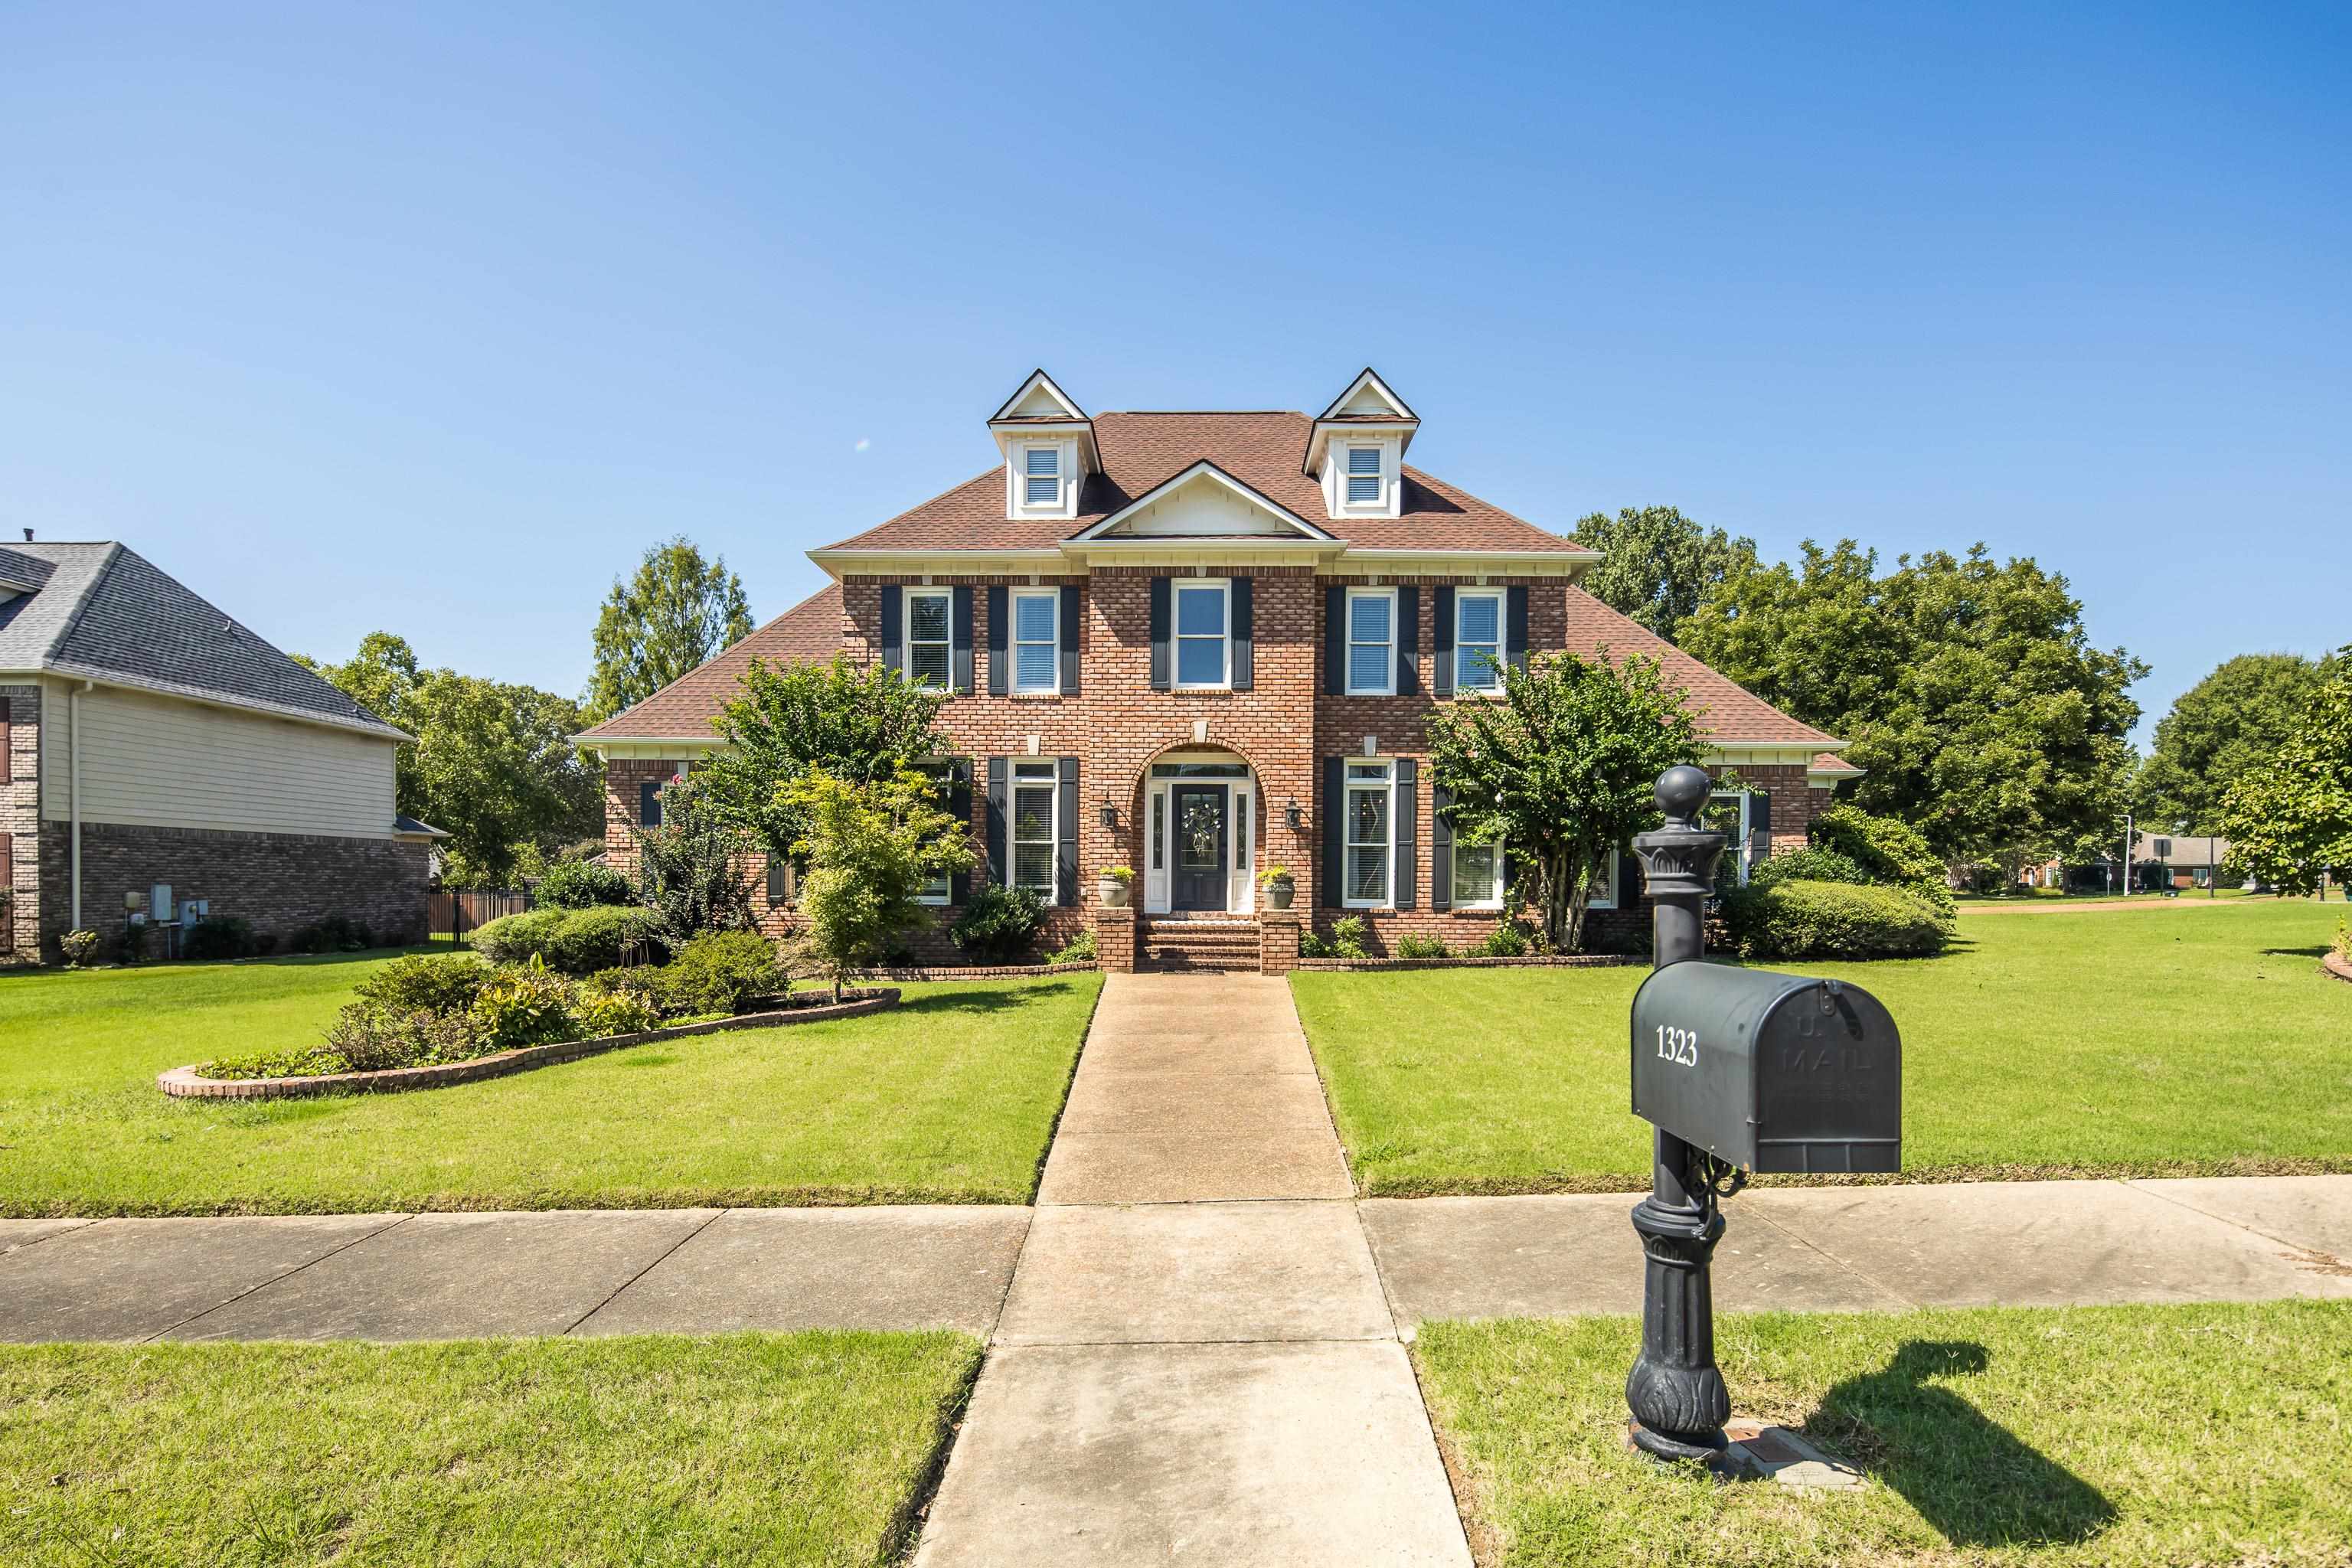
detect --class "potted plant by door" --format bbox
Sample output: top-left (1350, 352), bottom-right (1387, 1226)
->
top-left (1258, 864), bottom-right (1296, 910)
top-left (1097, 866), bottom-right (1135, 907)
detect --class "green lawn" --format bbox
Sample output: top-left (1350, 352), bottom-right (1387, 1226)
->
top-left (1294, 900), bottom-right (2352, 1194)
top-left (0, 1331), bottom-right (978, 1566)
top-left (0, 952), bottom-right (1099, 1215)
top-left (1416, 1301), bottom-right (2352, 1568)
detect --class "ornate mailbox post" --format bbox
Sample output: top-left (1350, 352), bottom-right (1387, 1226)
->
top-left (1624, 763), bottom-right (1736, 1464)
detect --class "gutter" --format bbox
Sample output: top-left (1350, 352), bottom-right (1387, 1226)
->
top-left (70, 678), bottom-right (90, 932)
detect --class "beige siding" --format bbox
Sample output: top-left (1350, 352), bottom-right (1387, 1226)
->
top-left (39, 681), bottom-right (399, 838)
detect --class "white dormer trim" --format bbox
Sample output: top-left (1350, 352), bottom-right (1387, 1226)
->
top-left (1313, 367), bottom-right (1418, 426)
top-left (1069, 460), bottom-right (1338, 542)
top-left (1005, 435), bottom-right (1083, 522)
top-left (988, 369), bottom-right (1098, 518)
top-left (1323, 435), bottom-right (1403, 520)
top-left (1303, 365), bottom-right (1421, 485)
top-left (989, 368), bottom-right (1089, 425)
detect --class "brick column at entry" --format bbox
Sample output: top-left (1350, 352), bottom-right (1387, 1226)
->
top-left (1093, 908), bottom-right (1136, 973)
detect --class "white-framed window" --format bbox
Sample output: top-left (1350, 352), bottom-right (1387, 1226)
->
top-left (1174, 579), bottom-right (1230, 689)
top-left (1010, 760), bottom-right (1058, 897)
top-left (1705, 790), bottom-right (1753, 889)
top-left (1455, 590), bottom-right (1504, 693)
top-left (1452, 831), bottom-right (1504, 910)
top-left (1344, 760), bottom-right (1393, 908)
top-left (1586, 848), bottom-right (1618, 910)
top-left (906, 589), bottom-right (952, 688)
top-left (1344, 445), bottom-right (1383, 505)
top-left (918, 763), bottom-right (956, 905)
top-left (1011, 588), bottom-right (1059, 694)
top-left (1024, 446), bottom-right (1060, 507)
top-left (1346, 587), bottom-right (1395, 696)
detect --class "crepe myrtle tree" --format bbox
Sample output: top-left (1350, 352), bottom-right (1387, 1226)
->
top-left (783, 769), bottom-right (975, 1000)
top-left (1428, 648), bottom-right (1700, 952)
top-left (630, 776), bottom-right (758, 949)
top-left (2218, 646), bottom-right (2352, 897)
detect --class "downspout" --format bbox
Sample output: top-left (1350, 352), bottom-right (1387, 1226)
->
top-left (70, 680), bottom-right (91, 931)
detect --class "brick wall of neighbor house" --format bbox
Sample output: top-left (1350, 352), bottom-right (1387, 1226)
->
top-left (2, 685), bottom-right (40, 963)
top-left (34, 821), bottom-right (430, 958)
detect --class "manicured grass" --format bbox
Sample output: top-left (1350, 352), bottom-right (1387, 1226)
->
top-left (1293, 900), bottom-right (2352, 1194)
top-left (0, 952), bottom-right (1100, 1215)
top-left (0, 1331), bottom-right (979, 1566)
top-left (1416, 1301), bottom-right (2352, 1568)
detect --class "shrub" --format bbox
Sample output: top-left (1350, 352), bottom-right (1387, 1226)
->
top-left (632, 778), bottom-right (758, 947)
top-left (1298, 929), bottom-right (1334, 959)
top-left (1751, 846), bottom-right (1870, 890)
top-left (1810, 804), bottom-right (1954, 915)
top-left (58, 929), bottom-right (100, 969)
top-left (576, 987), bottom-right (663, 1037)
top-left (181, 916), bottom-right (260, 961)
top-left (1326, 916), bottom-right (1370, 959)
top-left (470, 909), bottom-right (564, 965)
top-left (655, 931), bottom-right (786, 1016)
top-left (1720, 879), bottom-right (1952, 961)
top-left (1394, 934), bottom-right (1449, 959)
top-left (468, 958), bottom-right (583, 1050)
top-left (118, 920), bottom-right (150, 964)
top-left (1473, 920), bottom-right (1533, 959)
top-left (208, 1005), bottom-right (486, 1079)
top-left (287, 913), bottom-right (374, 956)
top-left (353, 952), bottom-right (491, 1016)
top-left (1046, 927), bottom-right (1097, 965)
top-left (534, 859), bottom-right (637, 910)
top-left (472, 906), bottom-right (659, 975)
top-left (952, 884), bottom-right (1049, 962)
top-left (2333, 918), bottom-right (2350, 962)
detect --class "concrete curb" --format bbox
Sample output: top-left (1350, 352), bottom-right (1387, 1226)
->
top-left (157, 989), bottom-right (902, 1101)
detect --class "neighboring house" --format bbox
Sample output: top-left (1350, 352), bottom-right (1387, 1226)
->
top-left (2136, 832), bottom-right (2232, 890)
top-left (577, 370), bottom-right (1857, 967)
top-left (0, 540), bottom-right (440, 962)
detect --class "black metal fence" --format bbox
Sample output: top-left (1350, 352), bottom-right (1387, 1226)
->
top-left (427, 890), bottom-right (528, 944)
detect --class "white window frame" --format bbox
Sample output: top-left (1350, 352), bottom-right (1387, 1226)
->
top-left (1172, 578), bottom-right (1232, 691)
top-left (1343, 443), bottom-right (1386, 508)
top-left (1010, 587), bottom-right (1060, 694)
top-left (1343, 760), bottom-right (1395, 910)
top-left (1454, 589), bottom-right (1505, 694)
top-left (1344, 586), bottom-right (1396, 696)
top-left (906, 588), bottom-right (953, 690)
top-left (1451, 831), bottom-right (1505, 911)
top-left (1009, 760), bottom-right (1059, 898)
top-left (1707, 790), bottom-right (1753, 887)
top-left (1586, 847), bottom-right (1618, 910)
top-left (917, 762), bottom-right (956, 905)
top-left (1023, 445), bottom-right (1060, 508)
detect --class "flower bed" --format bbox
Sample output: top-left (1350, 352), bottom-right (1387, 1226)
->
top-left (1294, 954), bottom-right (1644, 972)
top-left (158, 989), bottom-right (900, 1100)
top-left (851, 960), bottom-right (1096, 982)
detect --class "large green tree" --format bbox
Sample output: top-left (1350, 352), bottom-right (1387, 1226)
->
top-left (586, 537), bottom-right (754, 722)
top-left (1426, 649), bottom-right (1699, 952)
top-left (2137, 652), bottom-right (2338, 833)
top-left (1573, 505), bottom-right (1759, 642)
top-left (1680, 541), bottom-right (2146, 876)
top-left (302, 634), bottom-right (604, 887)
top-left (2216, 648), bottom-right (2352, 896)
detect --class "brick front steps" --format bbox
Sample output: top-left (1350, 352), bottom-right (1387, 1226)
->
top-left (1138, 918), bottom-right (1263, 973)
top-left (156, 989), bottom-right (900, 1101)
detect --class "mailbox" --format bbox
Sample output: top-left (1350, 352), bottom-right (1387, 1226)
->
top-left (1630, 962), bottom-right (1900, 1174)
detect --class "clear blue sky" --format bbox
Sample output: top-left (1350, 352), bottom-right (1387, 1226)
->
top-left (5, 2), bottom-right (2345, 743)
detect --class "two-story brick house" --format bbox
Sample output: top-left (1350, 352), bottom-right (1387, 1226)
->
top-left (578, 370), bottom-right (1854, 969)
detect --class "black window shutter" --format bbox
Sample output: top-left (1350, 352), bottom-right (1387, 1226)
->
top-left (1507, 585), bottom-right (1530, 671)
top-left (766, 854), bottom-right (791, 909)
top-left (1396, 586), bottom-right (1419, 696)
top-left (1432, 585), bottom-right (1455, 698)
top-left (880, 585), bottom-right (904, 675)
top-left (639, 780), bottom-right (662, 828)
top-left (1148, 577), bottom-right (1171, 690)
top-left (1430, 784), bottom-right (1453, 910)
top-left (950, 760), bottom-right (974, 903)
top-left (1230, 576), bottom-right (1253, 691)
top-left (1394, 760), bottom-right (1418, 910)
top-left (1323, 583), bottom-right (1344, 695)
top-left (1748, 790), bottom-right (1772, 870)
top-left (985, 759), bottom-right (1008, 887)
top-left (1060, 584), bottom-right (1081, 694)
top-left (1321, 756), bottom-right (1344, 910)
top-left (952, 586), bottom-right (974, 694)
top-left (986, 586), bottom-right (1008, 696)
top-left (1056, 757), bottom-right (1080, 907)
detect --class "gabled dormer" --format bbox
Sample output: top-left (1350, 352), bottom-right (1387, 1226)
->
top-left (1302, 367), bottom-right (1419, 521)
top-left (988, 369), bottom-right (1099, 523)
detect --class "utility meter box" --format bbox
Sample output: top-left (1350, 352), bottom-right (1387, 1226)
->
top-left (1630, 962), bottom-right (1901, 1174)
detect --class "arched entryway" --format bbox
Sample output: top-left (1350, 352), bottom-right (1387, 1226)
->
top-left (1128, 744), bottom-right (1262, 916)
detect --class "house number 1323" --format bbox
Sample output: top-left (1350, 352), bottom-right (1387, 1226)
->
top-left (1655, 1025), bottom-right (1699, 1066)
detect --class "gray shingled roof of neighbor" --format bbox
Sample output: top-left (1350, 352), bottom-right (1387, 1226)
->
top-left (0, 541), bottom-right (410, 740)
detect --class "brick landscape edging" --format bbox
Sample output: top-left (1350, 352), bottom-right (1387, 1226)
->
top-left (1293, 954), bottom-right (1643, 972)
top-left (850, 961), bottom-right (1096, 981)
top-left (2325, 951), bottom-right (2352, 985)
top-left (156, 988), bottom-right (901, 1100)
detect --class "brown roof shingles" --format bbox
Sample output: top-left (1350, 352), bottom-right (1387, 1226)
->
top-left (580, 583), bottom-right (842, 740)
top-left (1560, 588), bottom-right (1841, 748)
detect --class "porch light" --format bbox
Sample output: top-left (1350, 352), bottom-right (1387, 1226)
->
top-left (1099, 794), bottom-right (1118, 830)
top-left (1285, 798), bottom-right (1303, 831)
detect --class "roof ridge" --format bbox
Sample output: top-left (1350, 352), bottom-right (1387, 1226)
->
top-left (42, 540), bottom-right (124, 666)
top-left (1098, 409), bottom-right (1305, 416)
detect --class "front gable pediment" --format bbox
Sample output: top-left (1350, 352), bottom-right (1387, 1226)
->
top-left (1073, 462), bottom-right (1337, 541)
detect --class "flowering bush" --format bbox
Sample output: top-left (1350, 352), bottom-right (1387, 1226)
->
top-left (58, 929), bottom-right (100, 969)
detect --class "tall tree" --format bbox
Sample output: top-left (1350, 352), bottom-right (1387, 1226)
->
top-left (1426, 649), bottom-right (1700, 952)
top-left (2136, 652), bottom-right (2337, 833)
top-left (1573, 505), bottom-right (1760, 642)
top-left (1681, 541), bottom-right (2146, 875)
top-left (586, 537), bottom-right (754, 721)
top-left (2216, 648), bottom-right (2352, 896)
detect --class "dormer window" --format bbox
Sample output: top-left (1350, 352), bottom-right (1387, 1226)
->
top-left (988, 371), bottom-right (1096, 521)
top-left (1024, 447), bottom-right (1060, 507)
top-left (1305, 368), bottom-right (1418, 521)
top-left (1345, 446), bottom-right (1383, 505)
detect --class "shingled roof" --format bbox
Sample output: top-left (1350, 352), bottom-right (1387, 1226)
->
top-left (0, 541), bottom-right (409, 740)
top-left (580, 582), bottom-right (843, 741)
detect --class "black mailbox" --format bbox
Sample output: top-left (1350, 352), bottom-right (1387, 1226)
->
top-left (1630, 962), bottom-right (1900, 1174)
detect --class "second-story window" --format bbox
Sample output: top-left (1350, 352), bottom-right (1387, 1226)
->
top-left (1024, 446), bottom-right (1060, 507)
top-left (1174, 580), bottom-right (1230, 688)
top-left (1345, 445), bottom-right (1383, 505)
top-left (907, 590), bottom-right (952, 688)
top-left (1012, 588), bottom-right (1058, 694)
top-left (1346, 588), bottom-right (1395, 695)
top-left (1455, 589), bottom-right (1504, 694)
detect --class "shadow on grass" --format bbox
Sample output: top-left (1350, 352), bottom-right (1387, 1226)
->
top-left (897, 982), bottom-right (1076, 1018)
top-left (2262, 946), bottom-right (2332, 959)
top-left (1813, 1341), bottom-right (2115, 1549)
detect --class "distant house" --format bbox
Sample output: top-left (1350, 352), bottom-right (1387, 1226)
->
top-left (0, 540), bottom-right (440, 962)
top-left (2135, 832), bottom-right (2232, 890)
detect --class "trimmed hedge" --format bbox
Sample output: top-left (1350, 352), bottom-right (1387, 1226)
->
top-left (1720, 878), bottom-right (1953, 961)
top-left (472, 906), bottom-right (662, 974)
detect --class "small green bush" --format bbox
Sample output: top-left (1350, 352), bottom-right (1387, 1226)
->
top-left (468, 959), bottom-right (583, 1050)
top-left (470, 909), bottom-right (564, 965)
top-left (534, 860), bottom-right (637, 910)
top-left (287, 913), bottom-right (374, 955)
top-left (656, 931), bottom-right (786, 1016)
top-left (1394, 934), bottom-right (1449, 959)
top-left (577, 987), bottom-right (663, 1037)
top-left (1473, 920), bottom-right (1533, 959)
top-left (1046, 926), bottom-right (1097, 965)
top-left (181, 916), bottom-right (263, 961)
top-left (472, 906), bottom-right (658, 975)
top-left (2332, 918), bottom-right (2350, 962)
top-left (57, 929), bottom-right (100, 968)
top-left (211, 1005), bottom-right (485, 1079)
top-left (118, 920), bottom-right (150, 964)
top-left (1720, 878), bottom-right (1952, 961)
top-left (952, 884), bottom-right (1049, 962)
top-left (1810, 804), bottom-right (1954, 916)
top-left (1298, 929), bottom-right (1334, 959)
top-left (1326, 916), bottom-right (1370, 959)
top-left (353, 952), bottom-right (491, 1016)
top-left (1750, 846), bottom-right (1870, 890)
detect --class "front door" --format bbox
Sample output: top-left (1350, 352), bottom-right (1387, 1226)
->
top-left (1170, 786), bottom-right (1229, 911)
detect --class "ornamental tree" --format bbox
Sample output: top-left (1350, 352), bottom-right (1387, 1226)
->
top-left (2216, 648), bottom-right (2352, 897)
top-left (783, 769), bottom-right (975, 999)
top-left (1426, 648), bottom-right (1699, 952)
top-left (631, 777), bottom-right (758, 948)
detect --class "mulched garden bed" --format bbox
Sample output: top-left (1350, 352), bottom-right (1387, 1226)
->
top-left (1294, 954), bottom-right (1644, 972)
top-left (850, 961), bottom-right (1096, 981)
top-left (157, 988), bottom-right (900, 1101)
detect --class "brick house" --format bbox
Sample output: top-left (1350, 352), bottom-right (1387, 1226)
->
top-left (0, 540), bottom-right (439, 962)
top-left (577, 370), bottom-right (1854, 970)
